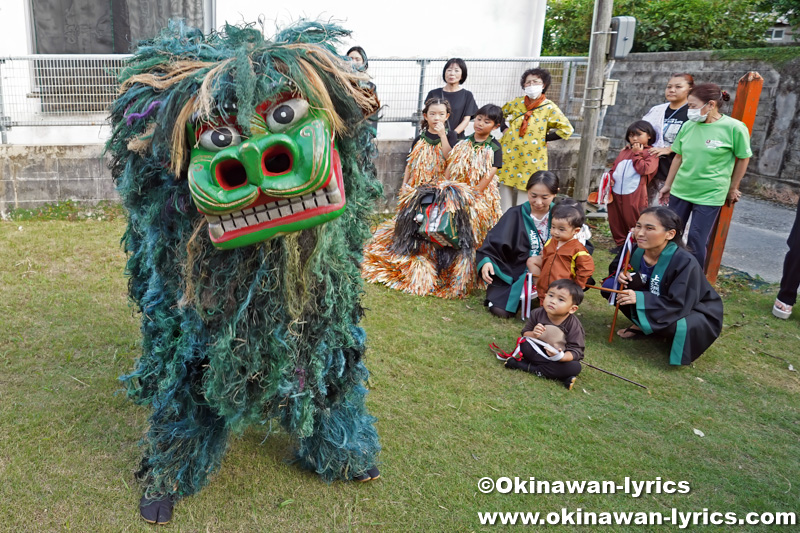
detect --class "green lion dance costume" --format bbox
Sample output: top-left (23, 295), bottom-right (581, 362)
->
top-left (107, 21), bottom-right (382, 525)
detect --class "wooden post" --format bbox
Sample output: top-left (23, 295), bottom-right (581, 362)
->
top-left (704, 72), bottom-right (763, 284)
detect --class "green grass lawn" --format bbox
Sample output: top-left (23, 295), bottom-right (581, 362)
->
top-left (1, 218), bottom-right (798, 532)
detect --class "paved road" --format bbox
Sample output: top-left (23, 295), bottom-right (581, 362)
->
top-left (721, 196), bottom-right (794, 283)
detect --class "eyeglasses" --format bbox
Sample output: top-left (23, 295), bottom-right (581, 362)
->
top-left (524, 79), bottom-right (543, 87)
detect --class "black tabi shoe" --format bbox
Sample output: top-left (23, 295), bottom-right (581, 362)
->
top-left (354, 466), bottom-right (381, 482)
top-left (563, 376), bottom-right (577, 390)
top-left (140, 493), bottom-right (174, 525)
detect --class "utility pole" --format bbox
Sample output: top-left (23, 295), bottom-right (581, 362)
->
top-left (573, 0), bottom-right (614, 203)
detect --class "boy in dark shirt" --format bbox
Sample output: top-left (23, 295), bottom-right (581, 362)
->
top-left (502, 278), bottom-right (585, 390)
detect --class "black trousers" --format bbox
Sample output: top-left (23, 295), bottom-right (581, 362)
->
top-left (511, 341), bottom-right (582, 380)
top-left (778, 196), bottom-right (800, 307)
top-left (668, 195), bottom-right (721, 269)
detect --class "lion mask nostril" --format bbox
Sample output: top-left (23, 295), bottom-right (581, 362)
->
top-left (215, 159), bottom-right (248, 189)
top-left (263, 148), bottom-right (293, 175)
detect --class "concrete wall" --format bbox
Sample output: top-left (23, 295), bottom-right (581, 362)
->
top-left (0, 138), bottom-right (609, 215)
top-left (602, 50), bottom-right (800, 198)
top-left (0, 145), bottom-right (115, 215)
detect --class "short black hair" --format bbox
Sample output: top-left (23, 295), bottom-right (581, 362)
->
top-left (525, 170), bottom-right (559, 194)
top-left (442, 58), bottom-right (468, 84)
top-left (474, 104), bottom-right (504, 127)
top-left (520, 68), bottom-right (551, 93)
top-left (547, 278), bottom-right (584, 306)
top-left (626, 120), bottom-right (657, 146)
top-left (557, 197), bottom-right (583, 213)
top-left (551, 203), bottom-right (584, 229)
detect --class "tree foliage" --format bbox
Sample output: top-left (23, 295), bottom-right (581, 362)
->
top-left (543, 0), bottom-right (775, 55)
top-left (761, 0), bottom-right (800, 30)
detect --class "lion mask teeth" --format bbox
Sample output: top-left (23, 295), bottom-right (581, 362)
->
top-left (206, 179), bottom-right (342, 239)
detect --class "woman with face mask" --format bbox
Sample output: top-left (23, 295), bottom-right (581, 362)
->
top-left (657, 83), bottom-right (752, 269)
top-left (496, 68), bottom-right (573, 213)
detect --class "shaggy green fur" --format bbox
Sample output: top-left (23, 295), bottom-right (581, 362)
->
top-left (107, 20), bottom-right (382, 499)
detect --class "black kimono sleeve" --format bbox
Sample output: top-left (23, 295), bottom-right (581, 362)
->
top-left (476, 206), bottom-right (532, 313)
top-left (476, 206), bottom-right (530, 285)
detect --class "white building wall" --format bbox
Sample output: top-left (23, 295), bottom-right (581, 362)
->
top-left (0, 0), bottom-right (548, 144)
top-left (0, 1), bottom-right (32, 55)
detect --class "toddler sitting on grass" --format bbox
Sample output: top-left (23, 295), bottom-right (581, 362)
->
top-left (500, 279), bottom-right (585, 390)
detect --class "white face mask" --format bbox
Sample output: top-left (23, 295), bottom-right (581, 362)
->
top-left (524, 84), bottom-right (543, 99)
top-left (687, 104), bottom-right (708, 122)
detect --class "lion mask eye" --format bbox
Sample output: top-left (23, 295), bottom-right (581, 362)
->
top-left (199, 126), bottom-right (242, 151)
top-left (266, 98), bottom-right (310, 133)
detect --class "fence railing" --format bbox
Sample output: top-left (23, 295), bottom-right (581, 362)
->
top-left (0, 55), bottom-right (588, 140)
top-left (368, 57), bottom-right (588, 126)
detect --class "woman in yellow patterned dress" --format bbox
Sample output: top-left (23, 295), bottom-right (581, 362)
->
top-left (498, 68), bottom-right (573, 212)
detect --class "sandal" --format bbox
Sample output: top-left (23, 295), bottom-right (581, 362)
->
top-left (773, 299), bottom-right (793, 320)
top-left (617, 326), bottom-right (647, 340)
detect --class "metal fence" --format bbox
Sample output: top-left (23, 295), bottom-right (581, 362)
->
top-left (0, 55), bottom-right (128, 131)
top-left (368, 57), bottom-right (588, 126)
top-left (0, 55), bottom-right (588, 139)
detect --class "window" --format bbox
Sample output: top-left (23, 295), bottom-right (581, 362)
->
top-left (766, 28), bottom-right (785, 41)
top-left (30, 0), bottom-right (205, 54)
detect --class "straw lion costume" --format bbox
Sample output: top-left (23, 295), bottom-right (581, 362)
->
top-left (108, 21), bottom-right (382, 524)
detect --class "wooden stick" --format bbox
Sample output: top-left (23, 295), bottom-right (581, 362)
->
top-left (608, 250), bottom-right (631, 343)
top-left (581, 361), bottom-right (648, 389)
top-left (585, 284), bottom-right (627, 295)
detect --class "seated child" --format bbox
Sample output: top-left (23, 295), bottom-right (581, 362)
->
top-left (503, 279), bottom-right (585, 389)
top-left (526, 203), bottom-right (594, 298)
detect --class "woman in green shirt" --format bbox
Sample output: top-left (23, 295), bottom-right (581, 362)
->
top-left (658, 83), bottom-right (752, 268)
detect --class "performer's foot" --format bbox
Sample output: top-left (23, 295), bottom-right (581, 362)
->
top-left (617, 326), bottom-right (646, 339)
top-left (353, 466), bottom-right (381, 482)
top-left (563, 376), bottom-right (577, 390)
top-left (140, 493), bottom-right (173, 525)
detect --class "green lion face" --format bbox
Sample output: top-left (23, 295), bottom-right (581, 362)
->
top-left (187, 94), bottom-right (346, 249)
